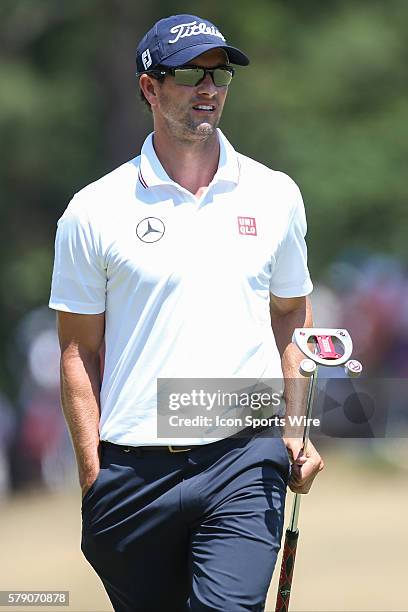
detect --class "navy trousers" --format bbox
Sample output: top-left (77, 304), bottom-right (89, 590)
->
top-left (81, 430), bottom-right (290, 612)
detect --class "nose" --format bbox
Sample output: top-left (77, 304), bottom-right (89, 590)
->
top-left (196, 72), bottom-right (218, 97)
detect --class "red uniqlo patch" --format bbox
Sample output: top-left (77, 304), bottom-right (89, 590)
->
top-left (237, 216), bottom-right (257, 236)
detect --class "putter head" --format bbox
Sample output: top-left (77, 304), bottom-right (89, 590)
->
top-left (293, 328), bottom-right (354, 367)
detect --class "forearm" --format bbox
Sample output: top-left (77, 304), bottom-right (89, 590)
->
top-left (272, 295), bottom-right (312, 369)
top-left (60, 348), bottom-right (101, 487)
top-left (271, 298), bottom-right (313, 433)
top-left (271, 297), bottom-right (324, 491)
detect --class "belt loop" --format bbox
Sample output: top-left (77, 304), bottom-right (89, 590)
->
top-left (98, 440), bottom-right (104, 462)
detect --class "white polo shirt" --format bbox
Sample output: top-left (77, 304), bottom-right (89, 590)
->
top-left (49, 129), bottom-right (313, 445)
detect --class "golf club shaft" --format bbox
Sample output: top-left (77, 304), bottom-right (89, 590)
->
top-left (275, 366), bottom-right (318, 612)
top-left (288, 366), bottom-right (318, 532)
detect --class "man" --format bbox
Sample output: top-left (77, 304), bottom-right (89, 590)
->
top-left (50, 14), bottom-right (323, 612)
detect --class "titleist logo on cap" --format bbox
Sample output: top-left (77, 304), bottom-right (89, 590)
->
top-left (168, 21), bottom-right (226, 44)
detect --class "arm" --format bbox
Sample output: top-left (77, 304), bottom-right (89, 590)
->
top-left (57, 311), bottom-right (105, 497)
top-left (270, 294), bottom-right (324, 493)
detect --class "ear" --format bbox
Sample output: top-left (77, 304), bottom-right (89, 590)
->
top-left (139, 74), bottom-right (161, 108)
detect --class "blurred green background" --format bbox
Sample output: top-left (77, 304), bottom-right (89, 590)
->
top-left (0, 0), bottom-right (408, 392)
top-left (0, 2), bottom-right (407, 611)
top-left (1, 0), bottom-right (408, 396)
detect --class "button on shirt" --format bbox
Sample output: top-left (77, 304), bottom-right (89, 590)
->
top-left (49, 129), bottom-right (313, 446)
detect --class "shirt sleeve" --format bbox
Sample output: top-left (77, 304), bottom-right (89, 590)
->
top-left (269, 183), bottom-right (313, 298)
top-left (49, 197), bottom-right (107, 314)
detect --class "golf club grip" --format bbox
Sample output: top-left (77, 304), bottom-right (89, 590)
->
top-left (275, 528), bottom-right (299, 612)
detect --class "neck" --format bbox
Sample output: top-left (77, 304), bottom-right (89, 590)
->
top-left (152, 127), bottom-right (220, 197)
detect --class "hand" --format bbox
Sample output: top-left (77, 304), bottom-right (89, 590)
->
top-left (283, 438), bottom-right (324, 494)
top-left (80, 469), bottom-right (100, 499)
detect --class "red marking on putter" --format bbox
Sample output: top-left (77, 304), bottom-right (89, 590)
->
top-left (276, 529), bottom-right (299, 611)
top-left (316, 335), bottom-right (341, 359)
top-left (237, 216), bottom-right (257, 236)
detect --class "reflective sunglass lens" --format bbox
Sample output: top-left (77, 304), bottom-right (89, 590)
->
top-left (174, 68), bottom-right (204, 86)
top-left (173, 67), bottom-right (233, 87)
top-left (213, 69), bottom-right (233, 86)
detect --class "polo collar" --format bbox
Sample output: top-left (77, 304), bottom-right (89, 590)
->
top-left (214, 129), bottom-right (240, 185)
top-left (138, 129), bottom-right (240, 190)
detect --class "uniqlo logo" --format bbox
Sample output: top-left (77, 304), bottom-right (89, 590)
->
top-left (237, 216), bottom-right (257, 236)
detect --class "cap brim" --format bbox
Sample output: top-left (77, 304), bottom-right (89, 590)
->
top-left (160, 43), bottom-right (250, 67)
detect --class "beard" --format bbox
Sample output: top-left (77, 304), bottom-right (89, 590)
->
top-left (158, 91), bottom-right (222, 142)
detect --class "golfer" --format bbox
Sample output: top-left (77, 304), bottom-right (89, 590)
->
top-left (50, 14), bottom-right (323, 612)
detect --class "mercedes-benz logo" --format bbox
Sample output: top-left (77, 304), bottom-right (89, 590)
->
top-left (136, 217), bottom-right (165, 243)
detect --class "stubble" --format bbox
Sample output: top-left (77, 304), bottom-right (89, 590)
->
top-left (158, 89), bottom-right (221, 143)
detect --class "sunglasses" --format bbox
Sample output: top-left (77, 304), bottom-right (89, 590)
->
top-left (140, 65), bottom-right (235, 87)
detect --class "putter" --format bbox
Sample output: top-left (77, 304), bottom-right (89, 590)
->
top-left (275, 328), bottom-right (362, 612)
